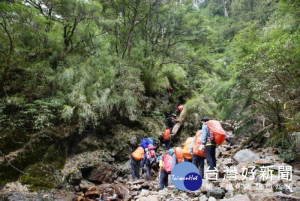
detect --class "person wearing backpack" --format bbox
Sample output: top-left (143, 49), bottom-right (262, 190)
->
top-left (167, 114), bottom-right (176, 132)
top-left (159, 150), bottom-right (174, 190)
top-left (141, 144), bottom-right (156, 181)
top-left (190, 130), bottom-right (206, 178)
top-left (201, 117), bottom-right (216, 170)
top-left (173, 147), bottom-right (184, 167)
top-left (182, 137), bottom-right (193, 162)
top-left (163, 128), bottom-right (171, 149)
top-left (131, 146), bottom-right (145, 181)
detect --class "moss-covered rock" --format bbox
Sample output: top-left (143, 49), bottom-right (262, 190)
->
top-left (19, 162), bottom-right (63, 191)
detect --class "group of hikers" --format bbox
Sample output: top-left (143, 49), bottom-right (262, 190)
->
top-left (130, 104), bottom-right (226, 190)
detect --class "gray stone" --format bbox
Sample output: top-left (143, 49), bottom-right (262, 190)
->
top-left (292, 186), bottom-right (300, 197)
top-left (140, 195), bottom-right (159, 201)
top-left (221, 195), bottom-right (250, 201)
top-left (233, 149), bottom-right (259, 163)
top-left (199, 195), bottom-right (208, 201)
top-left (79, 180), bottom-right (95, 191)
top-left (207, 187), bottom-right (225, 199)
top-left (246, 189), bottom-right (274, 201)
top-left (208, 197), bottom-right (217, 201)
top-left (225, 133), bottom-right (239, 146)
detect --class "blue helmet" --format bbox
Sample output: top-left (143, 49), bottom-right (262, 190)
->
top-left (168, 148), bottom-right (174, 155)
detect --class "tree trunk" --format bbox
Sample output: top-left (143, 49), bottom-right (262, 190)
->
top-left (222, 0), bottom-right (232, 17)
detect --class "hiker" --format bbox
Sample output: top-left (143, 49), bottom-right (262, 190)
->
top-left (131, 146), bottom-right (145, 180)
top-left (167, 114), bottom-right (176, 132)
top-left (182, 137), bottom-right (193, 162)
top-left (190, 130), bottom-right (206, 178)
top-left (173, 147), bottom-right (184, 167)
top-left (163, 128), bottom-right (171, 149)
top-left (141, 144), bottom-right (156, 181)
top-left (159, 150), bottom-right (174, 190)
top-left (201, 117), bottom-right (216, 170)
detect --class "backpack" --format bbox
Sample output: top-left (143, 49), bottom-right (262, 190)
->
top-left (131, 147), bottom-right (145, 161)
top-left (193, 130), bottom-right (206, 157)
top-left (147, 137), bottom-right (154, 145)
top-left (141, 138), bottom-right (150, 149)
top-left (174, 147), bottom-right (184, 163)
top-left (206, 120), bottom-right (226, 145)
top-left (178, 105), bottom-right (183, 112)
top-left (163, 155), bottom-right (173, 174)
top-left (163, 129), bottom-right (171, 141)
top-left (182, 137), bottom-right (193, 160)
top-left (147, 144), bottom-right (156, 159)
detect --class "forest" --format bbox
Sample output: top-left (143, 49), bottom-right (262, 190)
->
top-left (0, 0), bottom-right (299, 199)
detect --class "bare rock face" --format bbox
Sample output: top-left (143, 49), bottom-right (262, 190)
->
top-left (87, 163), bottom-right (118, 183)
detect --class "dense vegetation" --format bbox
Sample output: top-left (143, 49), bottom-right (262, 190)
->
top-left (0, 0), bottom-right (299, 185)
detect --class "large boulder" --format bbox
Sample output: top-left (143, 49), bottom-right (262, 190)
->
top-left (19, 162), bottom-right (64, 191)
top-left (233, 149), bottom-right (259, 163)
top-left (87, 163), bottom-right (118, 183)
top-left (62, 150), bottom-right (114, 185)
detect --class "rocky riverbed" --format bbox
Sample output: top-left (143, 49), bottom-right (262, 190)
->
top-left (1, 133), bottom-right (300, 201)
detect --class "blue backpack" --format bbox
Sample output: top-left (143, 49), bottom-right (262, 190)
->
top-left (147, 137), bottom-right (154, 145)
top-left (141, 138), bottom-right (150, 149)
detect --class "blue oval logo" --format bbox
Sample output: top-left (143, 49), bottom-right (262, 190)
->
top-left (171, 162), bottom-right (202, 191)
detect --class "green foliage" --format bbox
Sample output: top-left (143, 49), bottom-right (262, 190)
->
top-left (1, 0), bottom-right (300, 188)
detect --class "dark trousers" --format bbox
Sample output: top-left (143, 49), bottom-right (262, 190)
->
top-left (206, 145), bottom-right (216, 170)
top-left (165, 140), bottom-right (171, 149)
top-left (145, 160), bottom-right (151, 181)
top-left (160, 169), bottom-right (169, 190)
top-left (192, 155), bottom-right (205, 179)
top-left (130, 157), bottom-right (141, 180)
